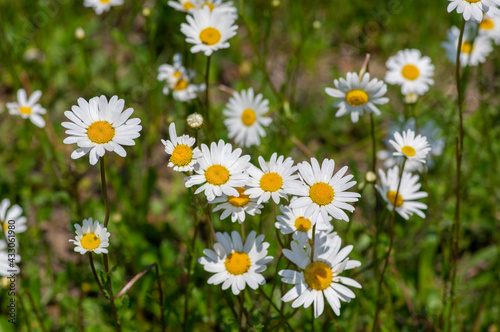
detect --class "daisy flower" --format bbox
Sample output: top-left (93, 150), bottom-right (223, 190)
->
top-left (286, 158), bottom-right (360, 223)
top-left (385, 49), bottom-right (435, 96)
top-left (210, 187), bottom-right (263, 223)
top-left (447, 0), bottom-right (500, 22)
top-left (185, 140), bottom-right (250, 201)
top-left (198, 0), bottom-right (237, 15)
top-left (245, 153), bottom-right (297, 204)
top-left (389, 129), bottom-right (431, 164)
top-left (62, 95), bottom-right (142, 165)
top-left (168, 0), bottom-right (199, 12)
top-left (478, 15), bottom-right (500, 44)
top-left (69, 218), bottom-right (110, 255)
top-left (442, 26), bottom-right (493, 67)
top-left (6, 89), bottom-right (46, 128)
top-left (279, 234), bottom-right (361, 317)
top-left (375, 166), bottom-right (428, 220)
top-left (180, 6), bottom-right (238, 56)
top-left (223, 88), bottom-right (272, 148)
top-left (161, 123), bottom-right (202, 172)
top-left (0, 240), bottom-right (20, 276)
top-left (199, 230), bottom-right (273, 295)
top-left (325, 72), bottom-right (389, 123)
top-left (0, 199), bottom-right (27, 236)
top-left (84, 0), bottom-right (123, 15)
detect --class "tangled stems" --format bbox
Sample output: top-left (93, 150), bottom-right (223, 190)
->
top-left (372, 158), bottom-right (407, 331)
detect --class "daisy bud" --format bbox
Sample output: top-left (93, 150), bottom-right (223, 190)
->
top-left (365, 171), bottom-right (377, 183)
top-left (312, 20), bottom-right (321, 30)
top-left (186, 113), bottom-right (204, 129)
top-left (142, 7), bottom-right (151, 17)
top-left (75, 27), bottom-right (85, 40)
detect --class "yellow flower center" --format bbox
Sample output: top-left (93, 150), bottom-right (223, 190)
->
top-left (203, 2), bottom-right (215, 11)
top-left (241, 109), bottom-right (257, 126)
top-left (465, 0), bottom-right (481, 2)
top-left (205, 165), bottom-right (230, 185)
top-left (174, 78), bottom-right (189, 91)
top-left (87, 121), bottom-right (115, 144)
top-left (304, 261), bottom-right (333, 291)
top-left (461, 42), bottom-right (473, 54)
top-left (99, 0), bottom-right (111, 3)
top-left (170, 144), bottom-right (193, 166)
top-left (19, 106), bottom-right (32, 115)
top-left (2, 222), bottom-right (8, 232)
top-left (309, 182), bottom-right (334, 206)
top-left (294, 217), bottom-right (312, 232)
top-left (386, 191), bottom-right (404, 207)
top-left (183, 1), bottom-right (195, 10)
top-left (259, 172), bottom-right (283, 192)
top-left (479, 18), bottom-right (495, 30)
top-left (199, 27), bottom-right (221, 45)
top-left (401, 64), bottom-right (420, 80)
top-left (173, 71), bottom-right (182, 78)
top-left (401, 145), bottom-right (416, 157)
top-left (345, 89), bottom-right (369, 106)
top-left (228, 187), bottom-right (251, 207)
top-left (81, 233), bottom-right (101, 250)
top-left (225, 252), bottom-right (251, 275)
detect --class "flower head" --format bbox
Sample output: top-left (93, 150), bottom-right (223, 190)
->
top-left (0, 199), bottom-right (27, 236)
top-left (69, 218), bottom-right (110, 255)
top-left (442, 26), bottom-right (493, 67)
top-left (385, 49), bottom-right (434, 96)
top-left (447, 0), bottom-right (500, 22)
top-left (7, 89), bottom-right (46, 128)
top-left (84, 0), bottom-right (123, 15)
top-left (210, 187), bottom-right (264, 223)
top-left (477, 14), bottom-right (500, 44)
top-left (389, 129), bottom-right (431, 164)
top-left (161, 123), bottom-right (202, 172)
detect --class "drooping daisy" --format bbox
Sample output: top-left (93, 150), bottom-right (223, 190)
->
top-left (84, 0), bottom-right (123, 15)
top-left (280, 234), bottom-right (362, 317)
top-left (478, 15), bottom-right (500, 44)
top-left (161, 123), bottom-right (202, 172)
top-left (223, 88), bottom-right (272, 148)
top-left (375, 166), bottom-right (428, 220)
top-left (0, 240), bottom-right (20, 276)
top-left (199, 230), bottom-right (273, 295)
top-left (0, 199), bottom-right (27, 236)
top-left (325, 72), bottom-right (389, 123)
top-left (62, 95), bottom-right (142, 165)
top-left (168, 0), bottom-right (199, 12)
top-left (210, 187), bottom-right (263, 223)
top-left (389, 129), bottom-right (431, 164)
top-left (245, 153), bottom-right (297, 204)
top-left (442, 26), bottom-right (493, 67)
top-left (6, 89), bottom-right (46, 128)
top-left (185, 140), bottom-right (250, 201)
top-left (447, 0), bottom-right (500, 22)
top-left (286, 158), bottom-right (360, 223)
top-left (385, 49), bottom-right (435, 96)
top-left (69, 218), bottom-right (110, 255)
top-left (180, 6), bottom-right (238, 56)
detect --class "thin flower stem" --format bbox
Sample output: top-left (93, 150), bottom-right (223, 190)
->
top-left (192, 186), bottom-right (217, 243)
top-left (89, 252), bottom-right (109, 300)
top-left (311, 224), bottom-right (317, 261)
top-left (274, 203), bottom-right (285, 249)
top-left (154, 264), bottom-right (166, 332)
top-left (205, 55), bottom-right (212, 132)
top-left (265, 252), bottom-right (283, 317)
top-left (183, 222), bottom-right (199, 332)
top-left (239, 290), bottom-right (246, 331)
top-left (259, 289), bottom-right (296, 332)
top-left (311, 305), bottom-right (315, 331)
top-left (103, 254), bottom-right (121, 331)
top-left (241, 222), bottom-right (245, 242)
top-left (17, 289), bottom-right (32, 332)
top-left (99, 157), bottom-right (110, 228)
top-left (23, 289), bottom-right (48, 332)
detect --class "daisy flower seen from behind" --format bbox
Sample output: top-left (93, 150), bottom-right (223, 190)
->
top-left (161, 123), bottom-right (202, 172)
top-left (442, 26), bottom-right (493, 67)
top-left (447, 0), bottom-right (500, 22)
top-left (62, 95), bottom-right (142, 165)
top-left (7, 89), bottom-right (46, 128)
top-left (84, 0), bottom-right (123, 15)
top-left (0, 199), bottom-right (27, 236)
top-left (223, 88), bottom-right (272, 148)
top-left (210, 187), bottom-right (263, 223)
top-left (389, 129), bottom-right (431, 164)
top-left (199, 231), bottom-right (273, 295)
top-left (325, 72), bottom-right (389, 123)
top-left (69, 218), bottom-right (110, 255)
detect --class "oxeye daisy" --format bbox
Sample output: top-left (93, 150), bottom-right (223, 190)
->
top-left (168, 0), bottom-right (199, 12)
top-left (69, 218), bottom-right (110, 255)
top-left (84, 0), bottom-right (123, 15)
top-left (6, 89), bottom-right (46, 128)
top-left (223, 88), bottom-right (272, 148)
top-left (198, 0), bottom-right (237, 15)
top-left (325, 72), bottom-right (389, 123)
top-left (389, 129), bottom-right (431, 164)
top-left (286, 158), bottom-right (360, 223)
top-left (385, 49), bottom-right (435, 96)
top-left (478, 15), bottom-right (500, 44)
top-left (62, 95), bottom-right (142, 165)
top-left (279, 234), bottom-right (362, 317)
top-left (245, 153), bottom-right (298, 204)
top-left (198, 231), bottom-right (273, 295)
top-left (161, 123), bottom-right (202, 172)
top-left (0, 240), bottom-right (20, 276)
top-left (180, 6), bottom-right (238, 56)
top-left (0, 199), bottom-right (27, 236)
top-left (447, 0), bottom-right (500, 22)
top-left (185, 140), bottom-right (250, 201)
top-left (210, 187), bottom-right (263, 223)
top-left (375, 166), bottom-right (428, 220)
top-left (442, 26), bottom-right (493, 67)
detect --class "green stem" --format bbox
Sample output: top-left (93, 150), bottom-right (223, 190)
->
top-left (89, 252), bottom-right (108, 300)
top-left (99, 157), bottom-right (110, 228)
top-left (103, 254), bottom-right (121, 331)
top-left (205, 55), bottom-right (212, 132)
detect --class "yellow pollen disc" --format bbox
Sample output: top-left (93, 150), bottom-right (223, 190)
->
top-left (99, 0), bottom-right (111, 3)
top-left (401, 64), bottom-right (420, 80)
top-left (203, 2), bottom-right (215, 11)
top-left (3, 223), bottom-right (8, 232)
top-left (461, 42), bottom-right (473, 54)
top-left (199, 27), bottom-right (221, 46)
top-left (225, 252), bottom-right (251, 275)
top-left (174, 78), bottom-right (189, 91)
top-left (241, 109), bottom-right (257, 126)
top-left (304, 261), bottom-right (333, 291)
top-left (183, 1), bottom-right (195, 10)
top-left (173, 71), bottom-right (182, 78)
top-left (345, 89), bottom-right (369, 106)
top-left (294, 217), bottom-right (312, 232)
top-left (309, 182), bottom-right (334, 206)
top-left (170, 144), bottom-right (193, 166)
top-left (228, 187), bottom-right (251, 207)
top-left (205, 165), bottom-right (230, 185)
top-left (479, 19), bottom-right (495, 30)
top-left (81, 233), bottom-right (101, 250)
top-left (386, 191), bottom-right (404, 207)
top-left (19, 106), bottom-right (32, 115)
top-left (465, 0), bottom-right (481, 2)
top-left (259, 172), bottom-right (283, 192)
top-left (401, 145), bottom-right (416, 157)
top-left (87, 121), bottom-right (115, 144)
